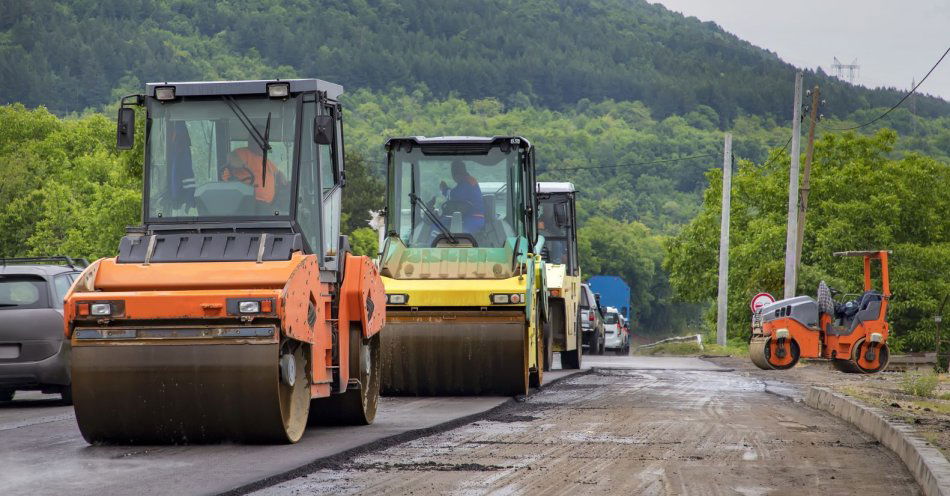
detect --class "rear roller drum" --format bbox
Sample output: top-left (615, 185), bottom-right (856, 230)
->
top-left (852, 338), bottom-right (890, 374)
top-left (310, 327), bottom-right (381, 425)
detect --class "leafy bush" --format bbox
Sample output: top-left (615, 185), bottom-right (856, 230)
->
top-left (900, 370), bottom-right (940, 398)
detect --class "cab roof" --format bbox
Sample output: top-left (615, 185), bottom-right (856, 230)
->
top-left (385, 136), bottom-right (532, 150)
top-left (146, 79), bottom-right (343, 100)
top-left (538, 182), bottom-right (576, 194)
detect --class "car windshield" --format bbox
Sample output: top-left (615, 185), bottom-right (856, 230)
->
top-left (604, 313), bottom-right (619, 324)
top-left (387, 146), bottom-right (524, 248)
top-left (0, 277), bottom-right (49, 310)
top-left (146, 96), bottom-right (298, 220)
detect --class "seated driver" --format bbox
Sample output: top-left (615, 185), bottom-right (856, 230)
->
top-left (220, 139), bottom-right (288, 205)
top-left (439, 160), bottom-right (485, 232)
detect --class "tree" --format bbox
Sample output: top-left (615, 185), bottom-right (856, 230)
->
top-left (666, 129), bottom-right (950, 350)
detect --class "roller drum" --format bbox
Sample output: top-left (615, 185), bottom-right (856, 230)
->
top-left (749, 336), bottom-right (773, 370)
top-left (381, 311), bottom-right (528, 396)
top-left (72, 340), bottom-right (309, 444)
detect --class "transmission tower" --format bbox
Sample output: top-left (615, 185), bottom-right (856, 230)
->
top-left (832, 57), bottom-right (860, 83)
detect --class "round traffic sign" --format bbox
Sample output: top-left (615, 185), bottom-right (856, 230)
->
top-left (750, 293), bottom-right (775, 313)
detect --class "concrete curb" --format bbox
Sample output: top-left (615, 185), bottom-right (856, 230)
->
top-left (805, 386), bottom-right (950, 496)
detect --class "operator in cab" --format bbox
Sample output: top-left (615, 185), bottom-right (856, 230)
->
top-left (220, 138), bottom-right (288, 206)
top-left (439, 160), bottom-right (485, 232)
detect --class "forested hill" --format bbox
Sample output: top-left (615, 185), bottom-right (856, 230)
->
top-left (3, 0), bottom-right (948, 120)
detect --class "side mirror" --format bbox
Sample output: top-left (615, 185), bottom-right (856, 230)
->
top-left (314, 115), bottom-right (334, 145)
top-left (554, 203), bottom-right (569, 226)
top-left (116, 107), bottom-right (135, 150)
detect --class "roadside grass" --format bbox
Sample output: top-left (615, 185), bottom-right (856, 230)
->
top-left (900, 370), bottom-right (940, 398)
top-left (634, 335), bottom-right (748, 357)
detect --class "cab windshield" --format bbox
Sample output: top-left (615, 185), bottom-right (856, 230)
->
top-left (538, 196), bottom-right (572, 267)
top-left (387, 146), bottom-right (524, 248)
top-left (145, 96), bottom-right (298, 220)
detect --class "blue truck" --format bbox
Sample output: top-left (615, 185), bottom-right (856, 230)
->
top-left (587, 275), bottom-right (631, 320)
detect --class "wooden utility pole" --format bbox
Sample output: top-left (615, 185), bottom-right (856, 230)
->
top-left (783, 72), bottom-right (803, 299)
top-left (716, 133), bottom-right (733, 347)
top-left (794, 86), bottom-right (821, 278)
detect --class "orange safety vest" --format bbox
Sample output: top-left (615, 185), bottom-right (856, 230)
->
top-left (220, 148), bottom-right (279, 203)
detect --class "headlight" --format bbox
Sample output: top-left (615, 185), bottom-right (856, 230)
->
top-left (491, 293), bottom-right (524, 304)
top-left (267, 82), bottom-right (290, 98)
top-left (154, 86), bottom-right (176, 101)
top-left (386, 294), bottom-right (408, 305)
top-left (239, 301), bottom-right (261, 314)
top-left (90, 303), bottom-right (112, 316)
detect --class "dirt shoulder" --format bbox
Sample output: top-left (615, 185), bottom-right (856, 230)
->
top-left (704, 355), bottom-right (950, 458)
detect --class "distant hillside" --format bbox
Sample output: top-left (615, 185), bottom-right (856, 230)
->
top-left (3, 0), bottom-right (948, 121)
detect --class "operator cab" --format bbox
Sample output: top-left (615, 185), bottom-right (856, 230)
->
top-left (380, 136), bottom-right (538, 279)
top-left (114, 79), bottom-right (346, 269)
top-left (537, 182), bottom-right (578, 276)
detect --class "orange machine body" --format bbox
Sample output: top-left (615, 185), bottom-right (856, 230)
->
top-left (64, 253), bottom-right (385, 400)
top-left (752, 251), bottom-right (890, 373)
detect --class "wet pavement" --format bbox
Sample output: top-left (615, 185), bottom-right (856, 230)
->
top-left (0, 365), bottom-right (582, 496)
top-left (0, 355), bottom-right (920, 495)
top-left (255, 358), bottom-right (918, 495)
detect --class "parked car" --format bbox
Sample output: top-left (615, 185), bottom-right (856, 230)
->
top-left (0, 257), bottom-right (87, 403)
top-left (579, 283), bottom-right (605, 355)
top-left (603, 306), bottom-right (630, 354)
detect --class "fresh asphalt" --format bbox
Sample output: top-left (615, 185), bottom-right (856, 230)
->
top-left (3, 354), bottom-right (912, 496)
top-left (0, 357), bottom-right (607, 496)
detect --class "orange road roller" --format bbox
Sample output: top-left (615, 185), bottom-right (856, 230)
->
top-left (750, 250), bottom-right (891, 373)
top-left (62, 79), bottom-right (386, 444)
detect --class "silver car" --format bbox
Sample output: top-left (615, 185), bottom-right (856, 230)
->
top-left (0, 257), bottom-right (86, 403)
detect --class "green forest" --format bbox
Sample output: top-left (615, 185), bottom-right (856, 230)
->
top-left (1, 0), bottom-right (948, 348)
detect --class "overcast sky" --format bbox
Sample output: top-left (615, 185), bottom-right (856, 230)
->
top-left (652, 0), bottom-right (950, 101)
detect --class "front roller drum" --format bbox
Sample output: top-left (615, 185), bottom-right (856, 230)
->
top-left (72, 339), bottom-right (310, 444)
top-left (381, 312), bottom-right (529, 396)
top-left (749, 335), bottom-right (800, 370)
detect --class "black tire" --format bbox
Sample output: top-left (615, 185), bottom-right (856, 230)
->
top-left (598, 330), bottom-right (606, 355)
top-left (561, 319), bottom-right (582, 369)
top-left (0, 389), bottom-right (13, 402)
top-left (309, 327), bottom-right (380, 425)
top-left (60, 386), bottom-right (73, 405)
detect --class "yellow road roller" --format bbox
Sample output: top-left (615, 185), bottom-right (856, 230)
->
top-left (537, 182), bottom-right (582, 370)
top-left (378, 136), bottom-right (548, 395)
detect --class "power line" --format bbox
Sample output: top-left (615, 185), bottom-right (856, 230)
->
top-left (761, 135), bottom-right (792, 168)
top-left (821, 44), bottom-right (950, 131)
top-left (539, 153), bottom-right (719, 173)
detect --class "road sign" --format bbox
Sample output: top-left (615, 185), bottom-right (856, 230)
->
top-left (750, 293), bottom-right (775, 313)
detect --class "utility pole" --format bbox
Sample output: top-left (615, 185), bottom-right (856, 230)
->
top-left (783, 72), bottom-right (803, 299)
top-left (716, 133), bottom-right (733, 347)
top-left (794, 86), bottom-right (821, 276)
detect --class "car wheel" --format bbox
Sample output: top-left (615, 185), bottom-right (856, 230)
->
top-left (60, 386), bottom-right (73, 405)
top-left (0, 390), bottom-right (13, 402)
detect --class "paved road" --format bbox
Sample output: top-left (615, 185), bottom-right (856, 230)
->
top-left (0, 355), bottom-right (920, 495)
top-left (0, 365), bottom-right (581, 496)
top-left (256, 357), bottom-right (919, 495)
